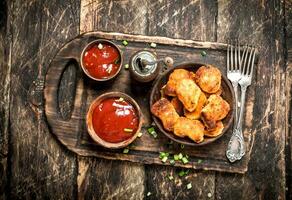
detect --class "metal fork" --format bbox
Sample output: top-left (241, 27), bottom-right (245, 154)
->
top-left (226, 45), bottom-right (256, 162)
top-left (226, 42), bottom-right (242, 162)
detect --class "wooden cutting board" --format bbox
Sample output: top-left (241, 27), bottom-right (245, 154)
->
top-left (44, 31), bottom-right (253, 174)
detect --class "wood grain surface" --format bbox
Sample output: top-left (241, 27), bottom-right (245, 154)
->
top-left (214, 1), bottom-right (287, 199)
top-left (0, 0), bottom-right (291, 199)
top-left (285, 1), bottom-right (292, 199)
top-left (0, 1), bottom-right (9, 199)
top-left (3, 0), bottom-right (80, 199)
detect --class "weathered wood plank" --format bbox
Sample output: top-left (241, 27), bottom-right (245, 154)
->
top-left (144, 0), bottom-right (217, 199)
top-left (147, 0), bottom-right (202, 40)
top-left (78, 0), bottom-right (147, 199)
top-left (200, 0), bottom-right (217, 42)
top-left (8, 0), bottom-right (80, 199)
top-left (0, 1), bottom-right (10, 199)
top-left (215, 0), bottom-right (286, 199)
top-left (285, 0), bottom-right (292, 199)
top-left (145, 167), bottom-right (215, 200)
top-left (80, 0), bottom-right (148, 34)
top-left (78, 158), bottom-right (145, 200)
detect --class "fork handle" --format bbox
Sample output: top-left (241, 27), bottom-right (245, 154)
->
top-left (236, 85), bottom-right (247, 157)
top-left (231, 82), bottom-right (239, 130)
top-left (226, 86), bottom-right (246, 162)
top-left (237, 86), bottom-right (247, 129)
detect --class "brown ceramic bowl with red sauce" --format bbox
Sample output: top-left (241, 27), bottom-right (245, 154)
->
top-left (86, 92), bottom-right (143, 149)
top-left (80, 39), bottom-right (122, 81)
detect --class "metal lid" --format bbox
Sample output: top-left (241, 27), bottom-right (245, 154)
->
top-left (130, 51), bottom-right (158, 78)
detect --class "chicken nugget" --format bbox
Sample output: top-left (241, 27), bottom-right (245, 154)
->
top-left (173, 117), bottom-right (204, 143)
top-left (176, 79), bottom-right (201, 112)
top-left (204, 87), bottom-right (223, 98)
top-left (201, 94), bottom-right (230, 130)
top-left (164, 69), bottom-right (190, 96)
top-left (171, 97), bottom-right (183, 115)
top-left (151, 98), bottom-right (179, 131)
top-left (204, 121), bottom-right (224, 137)
top-left (195, 65), bottom-right (221, 94)
top-left (184, 92), bottom-right (207, 120)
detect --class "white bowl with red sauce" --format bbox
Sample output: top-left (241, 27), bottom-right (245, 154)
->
top-left (80, 39), bottom-right (122, 81)
top-left (86, 92), bottom-right (143, 149)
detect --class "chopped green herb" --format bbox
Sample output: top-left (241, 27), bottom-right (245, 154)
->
top-left (178, 170), bottom-right (186, 177)
top-left (168, 175), bottom-right (174, 180)
top-left (148, 127), bottom-right (158, 138)
top-left (124, 64), bottom-right (129, 69)
top-left (161, 156), bottom-right (168, 163)
top-left (146, 192), bottom-right (152, 196)
top-left (159, 152), bottom-right (166, 158)
top-left (174, 154), bottom-right (180, 161)
top-left (201, 50), bottom-right (207, 57)
top-left (148, 127), bottom-right (155, 134)
top-left (180, 144), bottom-right (185, 149)
top-left (150, 42), bottom-right (157, 48)
top-left (137, 132), bottom-right (143, 138)
top-left (182, 157), bottom-right (189, 164)
top-left (169, 159), bottom-right (175, 165)
top-left (178, 169), bottom-right (190, 177)
top-left (123, 148), bottom-right (129, 154)
top-left (178, 153), bottom-right (183, 160)
top-left (187, 183), bottom-right (192, 190)
top-left (198, 159), bottom-right (203, 164)
top-left (122, 40), bottom-right (128, 46)
top-left (124, 128), bottom-right (133, 133)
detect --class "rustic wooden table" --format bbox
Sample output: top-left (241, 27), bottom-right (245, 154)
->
top-left (0, 0), bottom-right (291, 199)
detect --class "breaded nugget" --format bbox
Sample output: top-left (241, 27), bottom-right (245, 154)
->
top-left (176, 79), bottom-right (201, 112)
top-left (195, 65), bottom-right (221, 94)
top-left (151, 98), bottom-right (179, 131)
top-left (184, 92), bottom-right (207, 120)
top-left (173, 117), bottom-right (204, 143)
top-left (164, 69), bottom-right (190, 96)
top-left (171, 97), bottom-right (183, 115)
top-left (204, 121), bottom-right (224, 137)
top-left (201, 94), bottom-right (230, 130)
top-left (204, 87), bottom-right (223, 98)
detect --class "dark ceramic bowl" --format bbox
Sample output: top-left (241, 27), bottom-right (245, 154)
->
top-left (150, 63), bottom-right (235, 146)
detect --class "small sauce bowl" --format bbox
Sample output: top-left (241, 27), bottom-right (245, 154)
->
top-left (80, 39), bottom-right (123, 81)
top-left (86, 92), bottom-right (143, 149)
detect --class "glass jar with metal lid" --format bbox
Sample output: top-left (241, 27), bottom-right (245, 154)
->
top-left (129, 50), bottom-right (173, 83)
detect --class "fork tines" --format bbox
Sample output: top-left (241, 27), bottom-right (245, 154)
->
top-left (241, 45), bottom-right (257, 77)
top-left (227, 42), bottom-right (256, 77)
top-left (227, 41), bottom-right (242, 73)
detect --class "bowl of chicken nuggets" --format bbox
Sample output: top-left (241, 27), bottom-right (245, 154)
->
top-left (150, 63), bottom-right (234, 146)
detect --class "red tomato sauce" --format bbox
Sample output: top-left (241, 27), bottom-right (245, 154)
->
top-left (82, 42), bottom-right (120, 79)
top-left (92, 98), bottom-right (139, 143)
